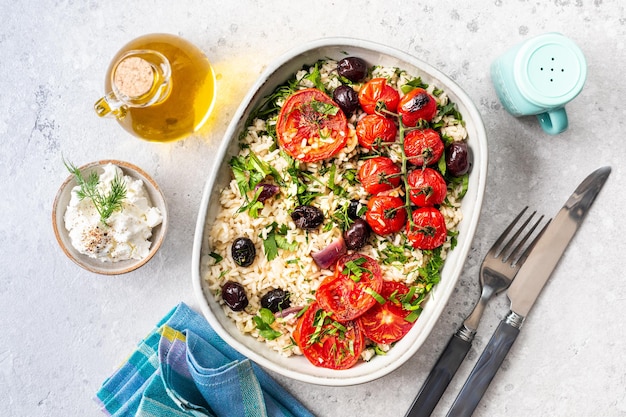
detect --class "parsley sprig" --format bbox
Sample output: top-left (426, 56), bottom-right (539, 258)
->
top-left (230, 152), bottom-right (284, 217)
top-left (64, 160), bottom-right (127, 224)
top-left (253, 308), bottom-right (282, 340)
top-left (260, 222), bottom-right (298, 261)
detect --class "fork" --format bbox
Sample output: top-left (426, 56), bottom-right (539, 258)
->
top-left (404, 207), bottom-right (548, 417)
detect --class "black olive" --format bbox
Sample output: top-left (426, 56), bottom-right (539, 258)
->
top-left (254, 183), bottom-right (279, 203)
top-left (347, 199), bottom-right (365, 220)
top-left (222, 281), bottom-right (249, 311)
top-left (333, 85), bottom-right (359, 116)
top-left (343, 218), bottom-right (371, 250)
top-left (231, 237), bottom-right (256, 267)
top-left (291, 205), bottom-right (324, 230)
top-left (446, 142), bottom-right (471, 177)
top-left (337, 57), bottom-right (368, 82)
top-left (260, 288), bottom-right (291, 313)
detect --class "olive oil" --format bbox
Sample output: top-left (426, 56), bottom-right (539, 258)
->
top-left (95, 33), bottom-right (215, 142)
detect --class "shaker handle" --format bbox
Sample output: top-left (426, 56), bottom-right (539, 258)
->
top-left (537, 107), bottom-right (568, 135)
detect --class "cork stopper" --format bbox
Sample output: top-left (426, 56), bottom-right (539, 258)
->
top-left (113, 57), bottom-right (154, 98)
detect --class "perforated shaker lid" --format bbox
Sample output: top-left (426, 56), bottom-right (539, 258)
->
top-left (514, 33), bottom-right (587, 107)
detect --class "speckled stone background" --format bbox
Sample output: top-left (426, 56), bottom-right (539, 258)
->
top-left (1, 0), bottom-right (625, 416)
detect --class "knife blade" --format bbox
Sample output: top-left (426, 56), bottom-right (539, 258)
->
top-left (446, 166), bottom-right (611, 417)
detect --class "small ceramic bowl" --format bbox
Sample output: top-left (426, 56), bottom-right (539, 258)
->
top-left (52, 160), bottom-right (168, 275)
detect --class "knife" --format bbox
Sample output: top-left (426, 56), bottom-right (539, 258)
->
top-left (445, 166), bottom-right (611, 417)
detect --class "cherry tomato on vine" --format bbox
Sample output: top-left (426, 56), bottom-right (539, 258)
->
top-left (355, 113), bottom-right (398, 150)
top-left (358, 78), bottom-right (400, 114)
top-left (358, 156), bottom-right (402, 195)
top-left (365, 195), bottom-right (407, 236)
top-left (316, 253), bottom-right (383, 322)
top-left (358, 280), bottom-right (419, 344)
top-left (406, 207), bottom-right (447, 250)
top-left (398, 88), bottom-right (437, 127)
top-left (276, 88), bottom-right (348, 162)
top-left (293, 302), bottom-right (364, 370)
top-left (407, 167), bottom-right (447, 207)
top-left (404, 128), bottom-right (444, 167)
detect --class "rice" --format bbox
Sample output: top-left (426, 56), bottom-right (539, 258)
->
top-left (203, 59), bottom-right (468, 358)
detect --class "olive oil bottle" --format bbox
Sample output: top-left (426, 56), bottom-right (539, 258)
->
top-left (95, 33), bottom-right (216, 142)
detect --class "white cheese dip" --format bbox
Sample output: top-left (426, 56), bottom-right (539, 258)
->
top-left (64, 163), bottom-right (163, 262)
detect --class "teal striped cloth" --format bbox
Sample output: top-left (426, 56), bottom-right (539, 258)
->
top-left (95, 303), bottom-right (314, 417)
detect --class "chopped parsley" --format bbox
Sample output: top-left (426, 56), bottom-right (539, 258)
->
top-left (253, 308), bottom-right (282, 340)
top-left (230, 152), bottom-right (284, 217)
top-left (284, 154), bottom-right (323, 206)
top-left (379, 242), bottom-right (411, 265)
top-left (342, 257), bottom-right (370, 282)
top-left (400, 77), bottom-right (429, 94)
top-left (308, 309), bottom-right (346, 346)
top-left (418, 248), bottom-right (444, 291)
top-left (209, 252), bottom-right (223, 264)
top-left (311, 99), bottom-right (339, 116)
top-left (261, 222), bottom-right (298, 261)
top-left (302, 63), bottom-right (326, 93)
top-left (326, 164), bottom-right (348, 197)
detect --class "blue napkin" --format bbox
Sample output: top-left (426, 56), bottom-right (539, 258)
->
top-left (95, 302), bottom-right (314, 417)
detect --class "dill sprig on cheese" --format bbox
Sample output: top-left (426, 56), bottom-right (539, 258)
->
top-left (64, 160), bottom-right (127, 224)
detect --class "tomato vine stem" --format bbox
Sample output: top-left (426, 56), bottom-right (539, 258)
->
top-left (397, 119), bottom-right (416, 229)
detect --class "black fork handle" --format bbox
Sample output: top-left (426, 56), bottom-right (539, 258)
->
top-left (404, 332), bottom-right (472, 417)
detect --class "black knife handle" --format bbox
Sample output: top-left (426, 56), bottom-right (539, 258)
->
top-left (404, 332), bottom-right (472, 417)
top-left (446, 317), bottom-right (521, 417)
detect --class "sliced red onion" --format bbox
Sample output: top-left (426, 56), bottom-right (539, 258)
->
top-left (274, 305), bottom-right (304, 318)
top-left (255, 183), bottom-right (279, 203)
top-left (311, 236), bottom-right (347, 269)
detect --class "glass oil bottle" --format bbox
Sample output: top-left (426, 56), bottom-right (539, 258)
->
top-left (95, 33), bottom-right (216, 142)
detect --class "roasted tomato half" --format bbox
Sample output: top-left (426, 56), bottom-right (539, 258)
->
top-left (406, 207), bottom-right (448, 250)
top-left (358, 156), bottom-right (402, 195)
top-left (404, 128), bottom-right (444, 167)
top-left (407, 167), bottom-right (448, 207)
top-left (398, 88), bottom-right (437, 127)
top-left (316, 253), bottom-right (383, 322)
top-left (355, 113), bottom-right (397, 150)
top-left (358, 280), bottom-right (420, 345)
top-left (293, 302), bottom-right (364, 370)
top-left (358, 78), bottom-right (400, 115)
top-left (276, 88), bottom-right (349, 162)
top-left (365, 195), bottom-right (407, 236)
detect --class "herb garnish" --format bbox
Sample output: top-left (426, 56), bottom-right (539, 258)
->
top-left (284, 154), bottom-right (322, 206)
top-left (209, 252), bottom-right (223, 264)
top-left (341, 257), bottom-right (372, 282)
top-left (400, 77), bottom-right (429, 94)
top-left (326, 164), bottom-right (347, 197)
top-left (230, 152), bottom-right (284, 217)
top-left (253, 308), bottom-right (282, 340)
top-left (308, 309), bottom-right (346, 346)
top-left (311, 99), bottom-right (339, 116)
top-left (326, 199), bottom-right (354, 232)
top-left (379, 242), bottom-right (411, 265)
top-left (64, 160), bottom-right (127, 224)
top-left (261, 222), bottom-right (298, 261)
top-left (401, 286), bottom-right (425, 323)
top-left (365, 287), bottom-right (386, 304)
top-left (302, 63), bottom-right (326, 93)
top-left (418, 248), bottom-right (444, 291)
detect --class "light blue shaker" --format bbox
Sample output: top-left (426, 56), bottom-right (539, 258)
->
top-left (491, 33), bottom-right (587, 135)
